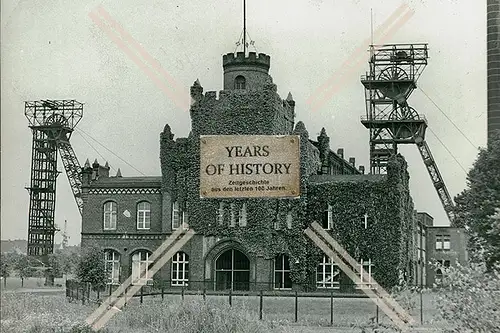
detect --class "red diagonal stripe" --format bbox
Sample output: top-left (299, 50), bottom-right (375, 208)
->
top-left (309, 8), bottom-right (414, 112)
top-left (96, 6), bottom-right (184, 95)
top-left (307, 3), bottom-right (413, 112)
top-left (89, 10), bottom-right (189, 110)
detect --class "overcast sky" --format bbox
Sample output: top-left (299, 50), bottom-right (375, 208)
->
top-left (1, 0), bottom-right (486, 245)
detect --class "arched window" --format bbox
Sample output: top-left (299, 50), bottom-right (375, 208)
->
top-left (104, 250), bottom-right (120, 284)
top-left (435, 268), bottom-right (443, 284)
top-left (274, 254), bottom-right (292, 289)
top-left (234, 75), bottom-right (246, 90)
top-left (171, 252), bottom-right (189, 286)
top-left (316, 255), bottom-right (340, 289)
top-left (131, 250), bottom-right (153, 285)
top-left (215, 249), bottom-right (250, 291)
top-left (103, 201), bottom-right (117, 230)
top-left (137, 201), bottom-right (151, 230)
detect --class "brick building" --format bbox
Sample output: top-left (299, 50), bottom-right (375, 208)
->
top-left (425, 226), bottom-right (468, 286)
top-left (81, 50), bottom-right (430, 291)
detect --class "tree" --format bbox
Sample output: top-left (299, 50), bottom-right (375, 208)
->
top-left (1, 254), bottom-right (10, 287)
top-left (435, 262), bottom-right (500, 332)
top-left (47, 253), bottom-right (62, 278)
top-left (76, 246), bottom-right (107, 290)
top-left (57, 250), bottom-right (78, 278)
top-left (14, 254), bottom-right (35, 287)
top-left (454, 129), bottom-right (500, 270)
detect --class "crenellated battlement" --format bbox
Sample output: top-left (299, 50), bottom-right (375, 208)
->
top-left (223, 52), bottom-right (271, 71)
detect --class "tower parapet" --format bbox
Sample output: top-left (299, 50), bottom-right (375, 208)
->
top-left (222, 52), bottom-right (271, 70)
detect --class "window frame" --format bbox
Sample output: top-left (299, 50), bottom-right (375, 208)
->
top-left (286, 211), bottom-right (293, 229)
top-left (131, 250), bottom-right (153, 285)
top-left (355, 259), bottom-right (376, 290)
top-left (322, 204), bottom-right (333, 230)
top-left (217, 202), bottom-right (225, 225)
top-left (104, 249), bottom-right (120, 285)
top-left (103, 201), bottom-right (117, 230)
top-left (234, 75), bottom-right (246, 90)
top-left (136, 201), bottom-right (151, 230)
top-left (238, 202), bottom-right (247, 227)
top-left (274, 254), bottom-right (292, 290)
top-left (171, 252), bottom-right (189, 287)
top-left (435, 234), bottom-right (451, 251)
top-left (316, 255), bottom-right (340, 289)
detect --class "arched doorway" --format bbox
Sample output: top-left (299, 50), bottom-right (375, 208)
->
top-left (215, 249), bottom-right (250, 291)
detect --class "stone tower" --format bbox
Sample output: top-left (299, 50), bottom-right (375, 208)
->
top-left (189, 51), bottom-right (295, 136)
top-left (222, 52), bottom-right (271, 90)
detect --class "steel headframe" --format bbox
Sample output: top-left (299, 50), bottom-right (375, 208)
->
top-left (360, 44), bottom-right (456, 224)
top-left (361, 43), bottom-right (429, 174)
top-left (24, 100), bottom-right (84, 259)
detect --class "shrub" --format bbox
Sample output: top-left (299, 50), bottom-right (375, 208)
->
top-left (76, 246), bottom-right (107, 290)
top-left (435, 262), bottom-right (500, 332)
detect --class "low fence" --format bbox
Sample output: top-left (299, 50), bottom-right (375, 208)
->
top-left (65, 280), bottom-right (430, 326)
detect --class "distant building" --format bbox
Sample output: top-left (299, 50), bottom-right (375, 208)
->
top-left (425, 226), bottom-right (468, 286)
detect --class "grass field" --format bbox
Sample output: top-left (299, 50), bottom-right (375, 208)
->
top-left (0, 276), bottom-right (67, 290)
top-left (0, 289), bottom-right (449, 333)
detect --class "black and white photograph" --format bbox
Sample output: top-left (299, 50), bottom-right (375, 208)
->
top-left (1, 0), bottom-right (499, 332)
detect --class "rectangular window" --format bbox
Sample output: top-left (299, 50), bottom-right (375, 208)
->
top-left (137, 202), bottom-right (151, 230)
top-left (103, 202), bottom-right (117, 230)
top-left (181, 210), bottom-right (189, 230)
top-left (316, 256), bottom-right (340, 289)
top-left (172, 201), bottom-right (180, 230)
top-left (443, 235), bottom-right (451, 250)
top-left (104, 251), bottom-right (120, 285)
top-left (322, 205), bottom-right (333, 230)
top-left (132, 251), bottom-right (153, 285)
top-left (286, 212), bottom-right (293, 229)
top-left (218, 202), bottom-right (225, 225)
top-left (356, 259), bottom-right (375, 289)
top-left (274, 255), bottom-right (292, 289)
top-left (274, 211), bottom-right (281, 230)
top-left (435, 235), bottom-right (443, 250)
top-left (239, 203), bottom-right (247, 227)
top-left (435, 235), bottom-right (451, 251)
top-left (230, 203), bottom-right (236, 227)
top-left (171, 252), bottom-right (189, 286)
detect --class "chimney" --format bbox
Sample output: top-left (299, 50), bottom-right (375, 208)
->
top-left (337, 148), bottom-right (344, 159)
top-left (98, 162), bottom-right (110, 178)
top-left (349, 157), bottom-right (355, 167)
top-left (92, 159), bottom-right (100, 180)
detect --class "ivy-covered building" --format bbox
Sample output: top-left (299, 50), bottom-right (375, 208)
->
top-left (81, 50), bottom-right (420, 291)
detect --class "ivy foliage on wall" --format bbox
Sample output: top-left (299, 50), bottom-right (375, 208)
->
top-left (160, 81), bottom-right (415, 289)
top-left (304, 155), bottom-right (414, 288)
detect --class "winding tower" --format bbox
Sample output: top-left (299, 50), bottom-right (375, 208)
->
top-left (25, 100), bottom-right (83, 258)
top-left (361, 44), bottom-right (455, 224)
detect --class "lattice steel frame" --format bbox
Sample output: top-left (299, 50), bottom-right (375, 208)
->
top-left (25, 100), bottom-right (83, 258)
top-left (360, 44), bottom-right (456, 224)
top-left (361, 44), bottom-right (429, 174)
